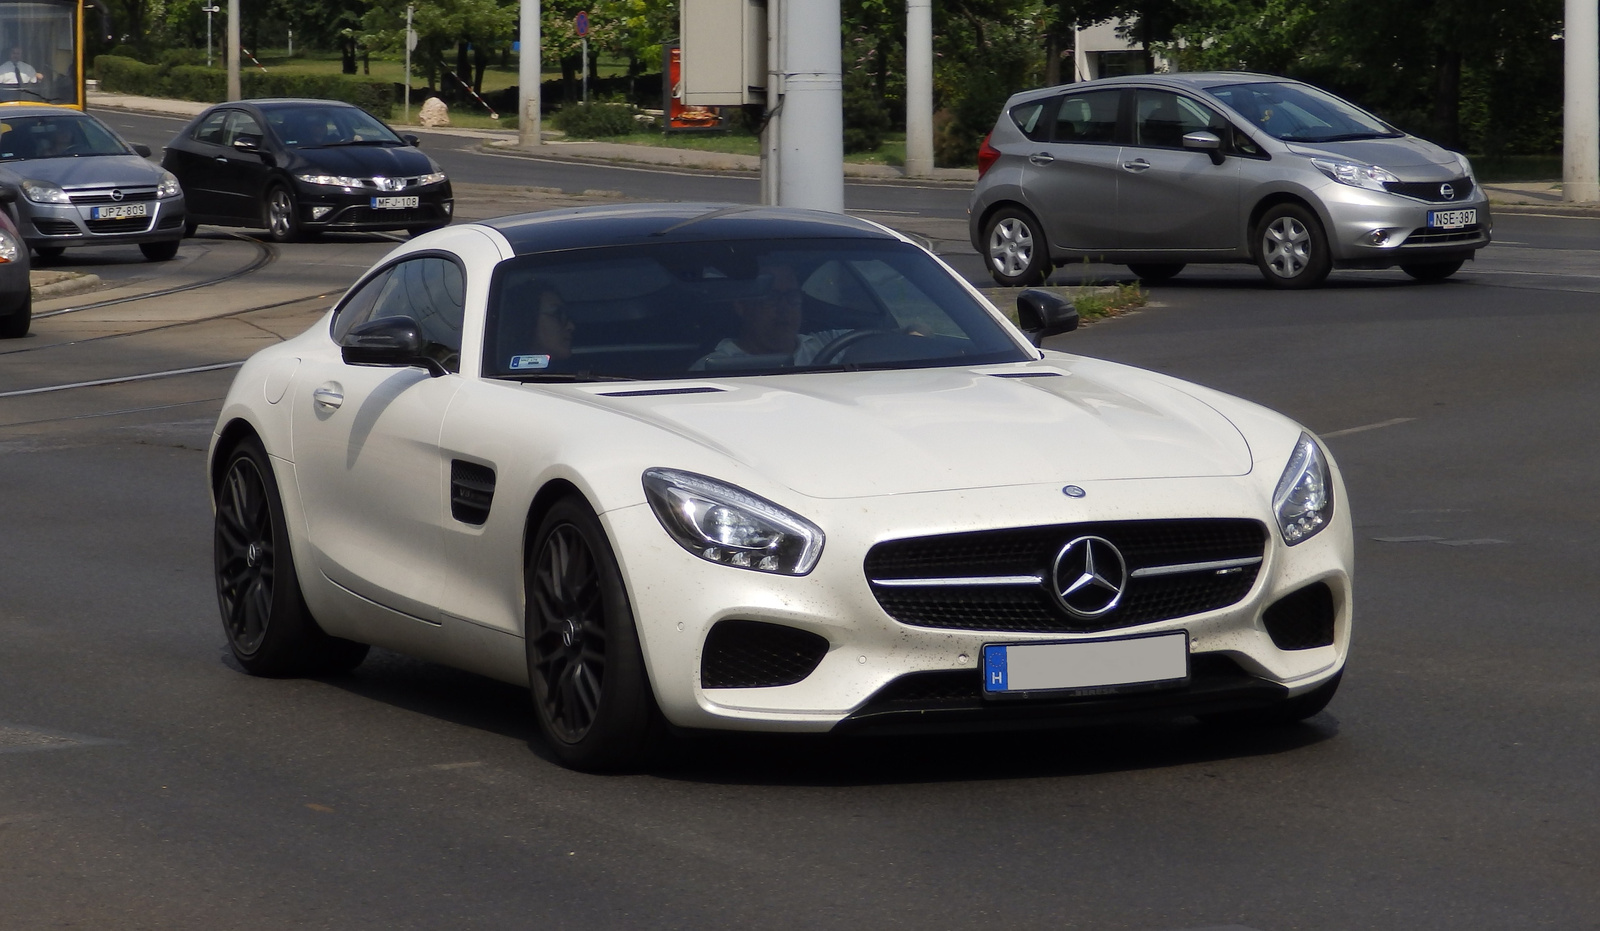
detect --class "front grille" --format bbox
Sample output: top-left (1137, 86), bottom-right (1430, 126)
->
top-left (330, 206), bottom-right (439, 226)
top-left (32, 218), bottom-right (78, 235)
top-left (1262, 582), bottom-right (1335, 650)
top-left (86, 217), bottom-right (153, 233)
top-left (701, 620), bottom-right (829, 688)
top-left (1406, 224), bottom-right (1485, 245)
top-left (69, 189), bottom-right (158, 205)
top-left (866, 519), bottom-right (1267, 633)
top-left (449, 460), bottom-right (495, 525)
top-left (1383, 177), bottom-right (1474, 202)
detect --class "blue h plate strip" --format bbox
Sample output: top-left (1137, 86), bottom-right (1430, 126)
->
top-left (983, 645), bottom-right (1007, 692)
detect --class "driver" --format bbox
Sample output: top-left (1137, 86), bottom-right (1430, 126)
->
top-left (0, 47), bottom-right (39, 85)
top-left (692, 267), bottom-right (850, 370)
top-left (505, 284), bottom-right (574, 372)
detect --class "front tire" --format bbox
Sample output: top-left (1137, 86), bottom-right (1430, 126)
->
top-left (264, 184), bottom-right (302, 243)
top-left (983, 206), bottom-right (1052, 287)
top-left (0, 294), bottom-right (29, 339)
top-left (213, 436), bottom-right (369, 677)
top-left (526, 496), bottom-right (663, 771)
top-left (1254, 203), bottom-right (1331, 289)
top-left (1401, 259), bottom-right (1464, 282)
top-left (140, 240), bottom-right (180, 261)
top-left (1126, 263), bottom-right (1185, 284)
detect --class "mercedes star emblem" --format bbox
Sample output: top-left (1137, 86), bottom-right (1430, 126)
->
top-left (1051, 535), bottom-right (1127, 618)
top-left (1062, 485), bottom-right (1087, 498)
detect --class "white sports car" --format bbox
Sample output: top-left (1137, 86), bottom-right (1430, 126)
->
top-left (209, 204), bottom-right (1353, 770)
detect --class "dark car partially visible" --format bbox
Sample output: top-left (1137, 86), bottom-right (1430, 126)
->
top-left (0, 187), bottom-right (33, 338)
top-left (162, 99), bottom-right (453, 242)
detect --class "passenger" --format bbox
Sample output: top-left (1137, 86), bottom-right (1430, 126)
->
top-left (692, 267), bottom-right (850, 370)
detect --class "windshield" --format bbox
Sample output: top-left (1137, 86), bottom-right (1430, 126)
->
top-left (0, 0), bottom-right (77, 106)
top-left (482, 238), bottom-right (1031, 381)
top-left (1205, 81), bottom-right (1401, 143)
top-left (264, 105), bottom-right (403, 148)
top-left (0, 114), bottom-right (131, 159)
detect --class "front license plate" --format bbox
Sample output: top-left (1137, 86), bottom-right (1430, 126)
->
top-left (371, 196), bottom-right (420, 209)
top-left (981, 631), bottom-right (1188, 697)
top-left (91, 203), bottom-right (148, 220)
top-left (1427, 208), bottom-right (1476, 230)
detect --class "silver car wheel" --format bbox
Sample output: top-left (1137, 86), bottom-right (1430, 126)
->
top-left (988, 217), bottom-right (1035, 278)
top-left (1262, 216), bottom-right (1312, 279)
top-left (268, 189), bottom-right (294, 239)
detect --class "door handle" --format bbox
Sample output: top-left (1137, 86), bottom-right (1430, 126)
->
top-left (1121, 158), bottom-right (1152, 172)
top-left (214, 156), bottom-right (229, 163)
top-left (312, 385), bottom-right (344, 410)
top-left (1028, 152), bottom-right (1055, 165)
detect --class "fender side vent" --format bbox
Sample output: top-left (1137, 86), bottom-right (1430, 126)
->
top-left (1262, 582), bottom-right (1335, 650)
top-left (450, 460), bottom-right (496, 525)
top-left (701, 620), bottom-right (830, 689)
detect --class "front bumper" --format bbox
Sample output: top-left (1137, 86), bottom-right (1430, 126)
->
top-left (0, 257), bottom-right (28, 315)
top-left (1318, 181), bottom-right (1492, 266)
top-left (606, 472), bottom-right (1354, 734)
top-left (22, 195), bottom-right (187, 247)
top-left (295, 182), bottom-right (454, 232)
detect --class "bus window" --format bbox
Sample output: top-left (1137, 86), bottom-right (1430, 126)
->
top-left (0, 0), bottom-right (82, 108)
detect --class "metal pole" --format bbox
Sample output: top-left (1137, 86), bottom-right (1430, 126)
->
top-left (518, 0), bottom-right (542, 147)
top-left (404, 4), bottom-right (413, 124)
top-left (582, 37), bottom-right (588, 104)
top-left (226, 0), bottom-right (240, 100)
top-left (904, 0), bottom-right (933, 178)
top-left (288, 28), bottom-right (293, 57)
top-left (776, 0), bottom-right (843, 211)
top-left (205, 10), bottom-right (212, 68)
top-left (761, 0), bottom-right (784, 206)
top-left (1564, 0), bottom-right (1599, 203)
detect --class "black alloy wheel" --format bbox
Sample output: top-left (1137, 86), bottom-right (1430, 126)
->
top-left (526, 497), bottom-right (663, 771)
top-left (1254, 202), bottom-right (1332, 289)
top-left (264, 184), bottom-right (302, 243)
top-left (983, 206), bottom-right (1052, 287)
top-left (213, 436), bottom-right (368, 676)
top-left (1401, 259), bottom-right (1465, 282)
top-left (1126, 263), bottom-right (1186, 284)
top-left (0, 294), bottom-right (29, 339)
top-left (140, 240), bottom-right (180, 261)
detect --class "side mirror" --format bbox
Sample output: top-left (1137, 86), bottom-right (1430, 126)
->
top-left (1016, 289), bottom-right (1079, 346)
top-left (232, 134), bottom-right (262, 154)
top-left (1183, 130), bottom-right (1225, 166)
top-left (402, 133), bottom-right (421, 147)
top-left (341, 316), bottom-right (447, 376)
top-left (132, 143), bottom-right (152, 158)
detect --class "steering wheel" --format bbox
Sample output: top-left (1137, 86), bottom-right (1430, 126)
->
top-left (811, 328), bottom-right (894, 365)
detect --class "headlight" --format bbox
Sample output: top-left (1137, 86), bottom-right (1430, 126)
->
top-left (0, 228), bottom-right (18, 264)
top-left (418, 171), bottom-right (447, 186)
top-left (643, 468), bottom-right (824, 575)
top-left (1310, 157), bottom-right (1399, 192)
top-left (156, 170), bottom-right (182, 199)
top-left (1274, 433), bottom-right (1333, 545)
top-left (20, 178), bottom-right (70, 204)
top-left (297, 173), bottom-right (365, 188)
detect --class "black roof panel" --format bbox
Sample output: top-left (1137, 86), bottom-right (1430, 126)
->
top-left (480, 203), bottom-right (898, 255)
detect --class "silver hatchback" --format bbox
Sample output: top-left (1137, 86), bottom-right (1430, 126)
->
top-left (969, 72), bottom-right (1492, 289)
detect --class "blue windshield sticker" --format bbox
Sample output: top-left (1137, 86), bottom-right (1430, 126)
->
top-left (983, 645), bottom-right (1008, 692)
top-left (510, 354), bottom-right (552, 370)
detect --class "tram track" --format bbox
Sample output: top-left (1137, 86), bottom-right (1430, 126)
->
top-left (32, 232), bottom-right (280, 320)
top-left (0, 288), bottom-right (336, 357)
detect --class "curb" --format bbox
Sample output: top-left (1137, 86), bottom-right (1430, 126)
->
top-left (31, 271), bottom-right (103, 300)
top-left (1488, 202), bottom-right (1600, 217)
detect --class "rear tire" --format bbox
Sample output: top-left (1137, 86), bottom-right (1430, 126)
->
top-left (983, 206), bottom-right (1052, 287)
top-left (0, 294), bottom-right (29, 339)
top-left (1254, 203), bottom-right (1331, 289)
top-left (140, 240), bottom-right (180, 261)
top-left (1126, 263), bottom-right (1185, 284)
top-left (525, 496), bottom-right (664, 771)
top-left (1201, 670), bottom-right (1342, 727)
top-left (213, 435), bottom-right (369, 677)
top-left (1401, 260), bottom-right (1464, 282)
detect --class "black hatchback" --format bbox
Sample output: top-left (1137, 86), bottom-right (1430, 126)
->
top-left (162, 99), bottom-right (453, 242)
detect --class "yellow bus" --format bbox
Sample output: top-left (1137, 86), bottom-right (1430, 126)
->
top-left (0, 0), bottom-right (83, 109)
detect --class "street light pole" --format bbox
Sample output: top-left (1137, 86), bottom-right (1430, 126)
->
top-left (404, 4), bottom-right (415, 124)
top-left (202, 4), bottom-right (219, 68)
top-left (904, 0), bottom-right (933, 178)
top-left (518, 0), bottom-right (542, 148)
top-left (1564, 0), bottom-right (1599, 203)
top-left (226, 0), bottom-right (240, 100)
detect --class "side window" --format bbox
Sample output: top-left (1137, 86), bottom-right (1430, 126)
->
top-left (1050, 90), bottom-right (1120, 144)
top-left (193, 110), bottom-right (227, 145)
top-left (330, 268), bottom-right (392, 342)
top-left (1135, 90), bottom-right (1228, 150)
top-left (222, 111), bottom-right (263, 147)
top-left (1009, 100), bottom-right (1048, 141)
top-left (370, 257), bottom-right (467, 373)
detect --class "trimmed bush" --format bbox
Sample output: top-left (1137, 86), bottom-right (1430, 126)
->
top-left (93, 55), bottom-right (394, 118)
top-left (552, 102), bottom-right (639, 138)
top-left (95, 55), bottom-right (160, 94)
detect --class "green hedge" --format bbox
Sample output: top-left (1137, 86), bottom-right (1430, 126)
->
top-left (95, 55), bottom-right (393, 118)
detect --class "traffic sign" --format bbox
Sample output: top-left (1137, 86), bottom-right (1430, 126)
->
top-left (574, 11), bottom-right (589, 37)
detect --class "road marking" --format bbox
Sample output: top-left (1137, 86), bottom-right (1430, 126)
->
top-left (1374, 535), bottom-right (1444, 543)
top-left (1437, 538), bottom-right (1506, 546)
top-left (0, 723), bottom-right (119, 753)
top-left (1322, 416), bottom-right (1416, 438)
top-left (0, 362), bottom-right (242, 398)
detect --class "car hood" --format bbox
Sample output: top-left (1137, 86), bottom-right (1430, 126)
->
top-left (287, 145), bottom-right (436, 177)
top-left (1285, 137), bottom-right (1461, 177)
top-left (7, 154), bottom-right (166, 187)
top-left (573, 362), bottom-right (1254, 499)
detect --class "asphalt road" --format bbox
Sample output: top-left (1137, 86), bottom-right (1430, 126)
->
top-left (3, 157), bottom-right (1600, 929)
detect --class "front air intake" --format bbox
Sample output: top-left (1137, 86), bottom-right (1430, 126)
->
top-left (1262, 582), bottom-right (1336, 650)
top-left (700, 620), bottom-right (830, 689)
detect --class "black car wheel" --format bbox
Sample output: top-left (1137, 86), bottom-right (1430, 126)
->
top-left (264, 184), bottom-right (302, 243)
top-left (140, 240), bottom-right (180, 262)
top-left (1254, 203), bottom-right (1331, 289)
top-left (983, 206), bottom-right (1052, 287)
top-left (214, 435), bottom-right (368, 677)
top-left (1401, 259), bottom-right (1464, 282)
top-left (1126, 263), bottom-right (1186, 284)
top-left (0, 294), bottom-right (29, 339)
top-left (33, 246), bottom-right (65, 263)
top-left (526, 496), bottom-right (663, 771)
